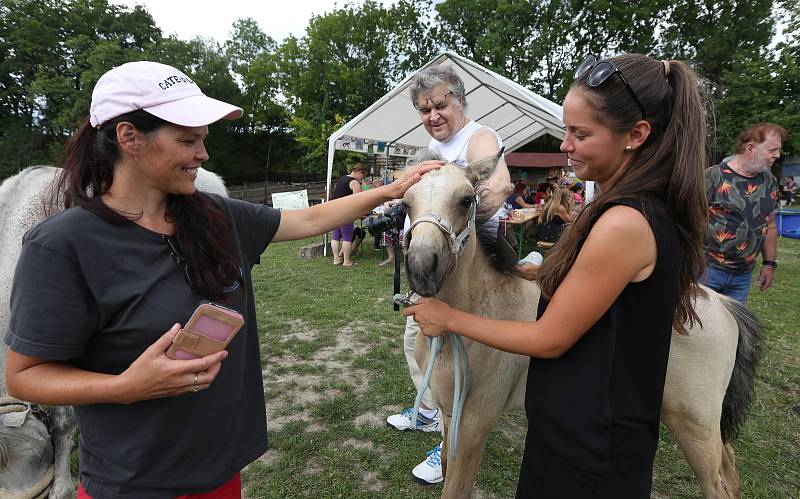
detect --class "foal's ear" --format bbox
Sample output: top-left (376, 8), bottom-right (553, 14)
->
top-left (465, 147), bottom-right (505, 187)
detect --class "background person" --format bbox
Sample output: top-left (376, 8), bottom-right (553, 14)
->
top-left (506, 180), bottom-right (537, 209)
top-left (330, 162), bottom-right (369, 267)
top-left (780, 175), bottom-right (797, 206)
top-left (536, 186), bottom-right (576, 244)
top-left (570, 181), bottom-right (585, 207)
top-left (377, 199), bottom-right (404, 267)
top-left (3, 61), bottom-right (440, 499)
top-left (701, 122), bottom-right (786, 303)
top-left (384, 64), bottom-right (511, 486)
top-left (403, 54), bottom-right (708, 496)
top-left (533, 182), bottom-right (553, 206)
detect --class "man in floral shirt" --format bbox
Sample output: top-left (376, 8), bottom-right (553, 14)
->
top-left (701, 123), bottom-right (787, 303)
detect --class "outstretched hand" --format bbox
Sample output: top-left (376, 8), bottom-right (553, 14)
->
top-left (385, 160), bottom-right (444, 199)
top-left (116, 323), bottom-right (228, 403)
top-left (401, 297), bottom-right (453, 337)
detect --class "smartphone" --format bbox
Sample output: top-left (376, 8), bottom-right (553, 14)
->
top-left (166, 302), bottom-right (245, 360)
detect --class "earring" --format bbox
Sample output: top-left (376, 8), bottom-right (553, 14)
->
top-left (625, 145), bottom-right (632, 150)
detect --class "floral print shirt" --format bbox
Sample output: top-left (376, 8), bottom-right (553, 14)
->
top-left (704, 162), bottom-right (778, 272)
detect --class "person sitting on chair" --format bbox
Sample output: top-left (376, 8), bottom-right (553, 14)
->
top-left (506, 180), bottom-right (537, 209)
top-left (537, 187), bottom-right (575, 245)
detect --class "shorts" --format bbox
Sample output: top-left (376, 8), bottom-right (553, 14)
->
top-left (78, 473), bottom-right (241, 499)
top-left (332, 223), bottom-right (355, 242)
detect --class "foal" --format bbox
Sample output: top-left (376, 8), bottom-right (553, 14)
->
top-left (402, 154), bottom-right (760, 498)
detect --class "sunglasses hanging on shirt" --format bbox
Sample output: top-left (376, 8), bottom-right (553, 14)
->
top-left (163, 235), bottom-right (199, 292)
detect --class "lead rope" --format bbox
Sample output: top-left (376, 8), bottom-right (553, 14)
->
top-left (395, 292), bottom-right (470, 458)
top-left (396, 195), bottom-right (478, 458)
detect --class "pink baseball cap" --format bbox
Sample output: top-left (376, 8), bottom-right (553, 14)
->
top-left (89, 61), bottom-right (243, 127)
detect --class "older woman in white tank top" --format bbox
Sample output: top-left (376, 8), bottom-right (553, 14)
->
top-left (385, 65), bottom-right (512, 485)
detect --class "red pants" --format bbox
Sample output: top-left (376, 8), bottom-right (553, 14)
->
top-left (78, 473), bottom-right (241, 498)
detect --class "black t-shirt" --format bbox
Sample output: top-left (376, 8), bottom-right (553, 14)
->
top-left (332, 175), bottom-right (357, 200)
top-left (523, 196), bottom-right (680, 478)
top-left (6, 194), bottom-right (281, 498)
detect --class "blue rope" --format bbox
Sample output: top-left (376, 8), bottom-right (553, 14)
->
top-left (413, 333), bottom-right (470, 459)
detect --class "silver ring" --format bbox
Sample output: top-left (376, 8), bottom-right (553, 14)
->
top-left (193, 373), bottom-right (199, 392)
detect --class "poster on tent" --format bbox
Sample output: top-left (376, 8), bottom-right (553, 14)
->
top-left (388, 143), bottom-right (418, 157)
top-left (271, 190), bottom-right (309, 210)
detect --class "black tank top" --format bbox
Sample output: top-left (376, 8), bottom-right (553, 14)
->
top-left (525, 196), bottom-right (681, 473)
top-left (332, 175), bottom-right (357, 200)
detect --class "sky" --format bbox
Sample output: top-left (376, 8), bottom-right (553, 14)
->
top-left (109, 0), bottom-right (399, 44)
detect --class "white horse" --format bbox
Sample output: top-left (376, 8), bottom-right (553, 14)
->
top-left (402, 155), bottom-right (761, 498)
top-left (0, 165), bottom-right (228, 498)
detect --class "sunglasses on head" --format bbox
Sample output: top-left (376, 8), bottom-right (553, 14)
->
top-left (414, 91), bottom-right (454, 114)
top-left (575, 55), bottom-right (647, 119)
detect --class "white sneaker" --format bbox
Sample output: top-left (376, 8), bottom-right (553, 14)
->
top-left (412, 442), bottom-right (444, 485)
top-left (386, 407), bottom-right (442, 432)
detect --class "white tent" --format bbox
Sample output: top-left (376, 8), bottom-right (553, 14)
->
top-left (325, 51), bottom-right (567, 198)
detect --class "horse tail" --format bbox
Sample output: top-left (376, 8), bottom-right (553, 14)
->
top-left (720, 296), bottom-right (763, 442)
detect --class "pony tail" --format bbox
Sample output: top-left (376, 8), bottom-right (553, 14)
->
top-left (661, 60), bottom-right (708, 333)
top-left (55, 118), bottom-right (97, 212)
top-left (56, 118), bottom-right (119, 221)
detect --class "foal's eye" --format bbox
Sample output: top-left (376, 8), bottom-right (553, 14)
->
top-left (460, 197), bottom-right (473, 208)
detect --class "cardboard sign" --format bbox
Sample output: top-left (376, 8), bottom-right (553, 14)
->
top-left (271, 190), bottom-right (309, 210)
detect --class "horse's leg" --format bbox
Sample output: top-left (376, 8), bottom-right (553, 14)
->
top-left (439, 398), bottom-right (502, 499)
top-left (48, 406), bottom-right (77, 499)
top-left (663, 291), bottom-right (741, 499)
top-left (662, 413), bottom-right (730, 498)
top-left (720, 442), bottom-right (741, 498)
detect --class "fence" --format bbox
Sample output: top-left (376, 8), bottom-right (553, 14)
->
top-left (227, 180), bottom-right (328, 206)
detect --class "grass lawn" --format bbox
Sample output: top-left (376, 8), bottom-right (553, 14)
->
top-left (241, 234), bottom-right (799, 498)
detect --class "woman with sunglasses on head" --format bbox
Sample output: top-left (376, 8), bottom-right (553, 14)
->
top-left (404, 54), bottom-right (708, 496)
top-left (4, 61), bottom-right (440, 499)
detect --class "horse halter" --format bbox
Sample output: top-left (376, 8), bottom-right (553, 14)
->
top-left (404, 194), bottom-right (478, 255)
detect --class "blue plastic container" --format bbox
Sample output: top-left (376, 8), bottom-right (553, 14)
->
top-left (777, 209), bottom-right (800, 239)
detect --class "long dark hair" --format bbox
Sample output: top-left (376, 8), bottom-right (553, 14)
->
top-left (538, 54), bottom-right (708, 333)
top-left (55, 111), bottom-right (241, 302)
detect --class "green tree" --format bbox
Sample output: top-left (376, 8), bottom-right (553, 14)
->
top-left (224, 19), bottom-right (289, 182)
top-left (0, 0), bottom-right (161, 177)
top-left (713, 0), bottom-right (799, 157)
top-left (434, 0), bottom-right (669, 101)
top-left (656, 0), bottom-right (775, 85)
top-left (278, 0), bottom-right (432, 171)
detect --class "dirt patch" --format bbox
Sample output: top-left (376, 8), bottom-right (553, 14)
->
top-left (354, 410), bottom-right (389, 429)
top-left (268, 409), bottom-right (312, 432)
top-left (304, 458), bottom-right (323, 477)
top-left (265, 318), bottom-right (410, 490)
top-left (362, 471), bottom-right (385, 492)
top-left (265, 319), bottom-right (382, 431)
top-left (342, 438), bottom-right (375, 451)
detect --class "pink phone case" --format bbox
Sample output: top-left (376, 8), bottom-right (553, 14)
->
top-left (166, 303), bottom-right (244, 360)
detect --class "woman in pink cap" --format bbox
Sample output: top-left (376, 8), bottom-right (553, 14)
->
top-left (4, 61), bottom-right (441, 498)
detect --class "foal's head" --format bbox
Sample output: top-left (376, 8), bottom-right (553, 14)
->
top-left (402, 151), bottom-right (504, 296)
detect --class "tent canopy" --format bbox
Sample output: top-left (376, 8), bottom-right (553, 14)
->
top-left (326, 51), bottom-right (566, 197)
